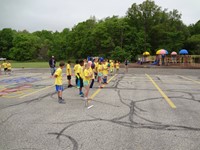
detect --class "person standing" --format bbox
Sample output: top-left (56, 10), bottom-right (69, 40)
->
top-left (83, 63), bottom-right (93, 106)
top-left (115, 60), bottom-right (120, 74)
top-left (54, 61), bottom-right (65, 104)
top-left (77, 60), bottom-right (84, 97)
top-left (74, 60), bottom-right (80, 87)
top-left (110, 60), bottom-right (114, 76)
top-left (102, 60), bottom-right (108, 84)
top-left (66, 61), bottom-right (73, 88)
top-left (49, 56), bottom-right (56, 76)
top-left (2, 60), bottom-right (7, 75)
top-left (94, 58), bottom-right (99, 80)
top-left (124, 59), bottom-right (129, 73)
top-left (89, 61), bottom-right (95, 88)
top-left (97, 61), bottom-right (103, 88)
top-left (6, 61), bottom-right (12, 75)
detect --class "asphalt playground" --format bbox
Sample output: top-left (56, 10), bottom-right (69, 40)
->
top-left (0, 68), bottom-right (200, 150)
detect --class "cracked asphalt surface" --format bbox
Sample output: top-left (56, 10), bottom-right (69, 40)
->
top-left (0, 68), bottom-right (200, 150)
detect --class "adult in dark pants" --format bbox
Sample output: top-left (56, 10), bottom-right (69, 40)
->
top-left (49, 56), bottom-right (56, 76)
top-left (124, 59), bottom-right (129, 73)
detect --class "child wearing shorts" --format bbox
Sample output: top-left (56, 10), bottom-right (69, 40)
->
top-left (83, 63), bottom-right (93, 106)
top-left (102, 60), bottom-right (108, 84)
top-left (54, 61), bottom-right (65, 104)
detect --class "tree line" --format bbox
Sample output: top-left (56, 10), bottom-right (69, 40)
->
top-left (0, 0), bottom-right (200, 62)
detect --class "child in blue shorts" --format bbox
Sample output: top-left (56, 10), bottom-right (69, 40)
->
top-left (54, 61), bottom-right (65, 104)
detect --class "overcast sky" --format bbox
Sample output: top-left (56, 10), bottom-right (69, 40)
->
top-left (0, 0), bottom-right (200, 32)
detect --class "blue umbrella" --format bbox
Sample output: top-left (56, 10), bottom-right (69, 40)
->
top-left (165, 50), bottom-right (169, 55)
top-left (179, 49), bottom-right (188, 55)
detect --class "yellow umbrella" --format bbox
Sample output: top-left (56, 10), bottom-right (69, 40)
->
top-left (156, 50), bottom-right (161, 55)
top-left (156, 49), bottom-right (166, 55)
top-left (143, 51), bottom-right (150, 56)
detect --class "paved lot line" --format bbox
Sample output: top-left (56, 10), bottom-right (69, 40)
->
top-left (19, 84), bottom-right (55, 98)
top-left (145, 74), bottom-right (176, 109)
top-left (179, 75), bottom-right (200, 84)
top-left (90, 74), bottom-right (117, 99)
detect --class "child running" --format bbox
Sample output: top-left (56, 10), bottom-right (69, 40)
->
top-left (66, 61), bottom-right (73, 88)
top-left (54, 61), bottom-right (65, 104)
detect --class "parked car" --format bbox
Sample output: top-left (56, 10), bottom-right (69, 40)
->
top-left (0, 58), bottom-right (6, 61)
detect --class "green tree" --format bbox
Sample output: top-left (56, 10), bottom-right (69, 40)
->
top-left (111, 46), bottom-right (131, 62)
top-left (68, 18), bottom-right (97, 58)
top-left (126, 0), bottom-right (188, 56)
top-left (185, 34), bottom-right (200, 55)
top-left (0, 28), bottom-right (16, 58)
top-left (33, 30), bottom-right (54, 60)
top-left (186, 20), bottom-right (200, 54)
top-left (9, 33), bottom-right (40, 61)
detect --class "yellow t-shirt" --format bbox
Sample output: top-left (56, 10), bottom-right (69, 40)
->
top-left (102, 64), bottom-right (108, 75)
top-left (7, 63), bottom-right (11, 70)
top-left (115, 63), bottom-right (119, 69)
top-left (110, 62), bottom-right (114, 69)
top-left (89, 67), bottom-right (94, 79)
top-left (94, 62), bottom-right (99, 72)
top-left (2, 62), bottom-right (7, 68)
top-left (97, 64), bottom-right (103, 73)
top-left (77, 65), bottom-right (84, 79)
top-left (83, 69), bottom-right (91, 82)
top-left (66, 64), bottom-right (72, 76)
top-left (54, 68), bottom-right (62, 85)
top-left (74, 64), bottom-right (79, 75)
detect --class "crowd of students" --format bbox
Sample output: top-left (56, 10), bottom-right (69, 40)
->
top-left (0, 58), bottom-right (121, 108)
top-left (54, 58), bottom-right (120, 107)
top-left (0, 60), bottom-right (12, 75)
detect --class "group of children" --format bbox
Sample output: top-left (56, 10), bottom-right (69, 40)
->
top-left (0, 60), bottom-right (12, 75)
top-left (54, 58), bottom-right (120, 106)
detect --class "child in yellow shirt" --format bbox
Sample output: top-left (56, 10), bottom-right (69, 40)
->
top-left (74, 60), bottom-right (79, 87)
top-left (110, 60), bottom-right (114, 76)
top-left (115, 61), bottom-right (120, 73)
top-left (83, 63), bottom-right (93, 106)
top-left (102, 60), bottom-right (109, 84)
top-left (2, 60), bottom-right (7, 74)
top-left (54, 61), bottom-right (65, 104)
top-left (76, 60), bottom-right (84, 97)
top-left (94, 59), bottom-right (99, 80)
top-left (66, 61), bottom-right (73, 88)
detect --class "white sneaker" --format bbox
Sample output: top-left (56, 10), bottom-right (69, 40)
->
top-left (87, 105), bottom-right (94, 109)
